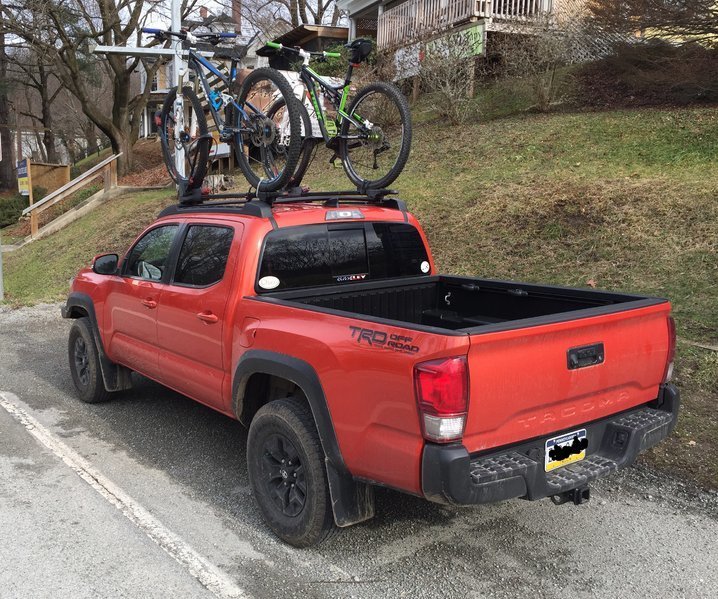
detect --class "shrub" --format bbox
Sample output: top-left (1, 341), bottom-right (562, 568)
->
top-left (574, 40), bottom-right (718, 108)
top-left (0, 194), bottom-right (28, 228)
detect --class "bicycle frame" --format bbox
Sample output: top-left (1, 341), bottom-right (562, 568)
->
top-left (298, 62), bottom-right (368, 143)
top-left (185, 50), bottom-right (267, 137)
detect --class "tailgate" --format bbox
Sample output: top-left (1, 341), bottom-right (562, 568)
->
top-left (462, 302), bottom-right (672, 453)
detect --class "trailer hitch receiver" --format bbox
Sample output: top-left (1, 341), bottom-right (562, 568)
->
top-left (550, 486), bottom-right (590, 506)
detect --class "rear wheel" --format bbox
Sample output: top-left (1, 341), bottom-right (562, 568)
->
top-left (234, 68), bottom-right (302, 192)
top-left (339, 82), bottom-right (412, 190)
top-left (159, 86), bottom-right (209, 191)
top-left (247, 398), bottom-right (336, 547)
top-left (68, 318), bottom-right (112, 404)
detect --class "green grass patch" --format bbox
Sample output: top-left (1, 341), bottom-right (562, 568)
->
top-left (1, 189), bottom-right (175, 305)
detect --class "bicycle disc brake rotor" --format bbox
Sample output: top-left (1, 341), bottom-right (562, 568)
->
top-left (250, 116), bottom-right (277, 147)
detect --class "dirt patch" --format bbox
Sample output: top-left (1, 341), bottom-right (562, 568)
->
top-left (119, 138), bottom-right (171, 188)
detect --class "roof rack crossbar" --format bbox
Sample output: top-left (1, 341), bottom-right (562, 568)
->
top-left (163, 187), bottom-right (404, 220)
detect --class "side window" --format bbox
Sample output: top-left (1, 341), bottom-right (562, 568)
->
top-left (125, 225), bottom-right (179, 281)
top-left (174, 225), bottom-right (234, 287)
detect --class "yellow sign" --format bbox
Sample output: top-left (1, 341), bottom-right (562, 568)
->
top-left (17, 159), bottom-right (30, 196)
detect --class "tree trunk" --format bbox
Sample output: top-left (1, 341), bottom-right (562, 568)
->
top-left (106, 125), bottom-right (133, 176)
top-left (83, 120), bottom-right (99, 155)
top-left (0, 3), bottom-right (15, 189)
top-left (38, 63), bottom-right (58, 163)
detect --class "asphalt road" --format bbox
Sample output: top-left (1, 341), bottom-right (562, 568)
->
top-left (1, 304), bottom-right (717, 599)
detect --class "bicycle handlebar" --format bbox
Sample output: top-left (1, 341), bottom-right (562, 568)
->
top-left (141, 28), bottom-right (238, 41)
top-left (265, 41), bottom-right (341, 59)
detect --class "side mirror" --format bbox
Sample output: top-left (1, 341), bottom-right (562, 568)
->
top-left (92, 253), bottom-right (119, 275)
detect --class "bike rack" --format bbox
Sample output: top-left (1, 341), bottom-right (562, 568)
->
top-left (168, 185), bottom-right (407, 219)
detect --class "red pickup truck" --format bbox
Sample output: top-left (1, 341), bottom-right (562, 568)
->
top-left (62, 192), bottom-right (679, 547)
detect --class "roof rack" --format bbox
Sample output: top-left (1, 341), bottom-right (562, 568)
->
top-left (159, 186), bottom-right (407, 219)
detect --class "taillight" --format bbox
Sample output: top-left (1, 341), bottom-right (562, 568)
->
top-left (414, 356), bottom-right (469, 443)
top-left (662, 316), bottom-right (676, 383)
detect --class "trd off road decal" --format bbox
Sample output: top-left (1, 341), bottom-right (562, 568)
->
top-left (349, 326), bottom-right (420, 354)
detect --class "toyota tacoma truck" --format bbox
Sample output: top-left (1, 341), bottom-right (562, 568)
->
top-left (62, 191), bottom-right (679, 547)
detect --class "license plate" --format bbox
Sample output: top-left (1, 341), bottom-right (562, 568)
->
top-left (545, 429), bottom-right (588, 472)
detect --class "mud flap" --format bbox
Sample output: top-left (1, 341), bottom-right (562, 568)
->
top-left (325, 459), bottom-right (375, 527)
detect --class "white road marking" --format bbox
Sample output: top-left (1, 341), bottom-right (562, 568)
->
top-left (0, 391), bottom-right (249, 599)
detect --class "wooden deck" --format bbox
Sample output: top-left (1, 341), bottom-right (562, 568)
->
top-left (377, 0), bottom-right (555, 49)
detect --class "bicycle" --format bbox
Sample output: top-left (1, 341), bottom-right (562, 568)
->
top-left (262, 38), bottom-right (412, 191)
top-left (142, 27), bottom-right (302, 194)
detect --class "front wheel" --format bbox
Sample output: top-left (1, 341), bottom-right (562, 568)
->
top-left (159, 87), bottom-right (209, 191)
top-left (339, 82), bottom-right (412, 190)
top-left (68, 318), bottom-right (112, 404)
top-left (247, 398), bottom-right (336, 547)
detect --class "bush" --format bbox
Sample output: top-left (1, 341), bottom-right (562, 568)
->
top-left (574, 41), bottom-right (718, 108)
top-left (0, 194), bottom-right (28, 228)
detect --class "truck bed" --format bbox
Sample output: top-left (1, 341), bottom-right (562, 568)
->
top-left (259, 275), bottom-right (665, 334)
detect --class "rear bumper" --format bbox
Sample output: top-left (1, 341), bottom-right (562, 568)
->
top-left (421, 384), bottom-right (680, 505)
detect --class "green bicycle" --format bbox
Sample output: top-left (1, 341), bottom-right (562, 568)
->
top-left (262, 38), bottom-right (412, 191)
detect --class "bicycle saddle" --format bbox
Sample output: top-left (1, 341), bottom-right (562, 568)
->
top-left (345, 38), bottom-right (373, 63)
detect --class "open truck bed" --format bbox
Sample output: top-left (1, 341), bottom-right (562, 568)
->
top-left (258, 275), bottom-right (665, 335)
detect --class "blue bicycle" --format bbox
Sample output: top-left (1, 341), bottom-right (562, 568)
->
top-left (142, 27), bottom-right (302, 193)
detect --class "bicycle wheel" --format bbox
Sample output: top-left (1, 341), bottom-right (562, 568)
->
top-left (159, 86), bottom-right (209, 190)
top-left (267, 98), bottom-right (316, 188)
top-left (339, 82), bottom-right (412, 190)
top-left (234, 68), bottom-right (302, 192)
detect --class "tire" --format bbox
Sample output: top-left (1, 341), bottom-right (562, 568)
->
top-left (247, 398), bottom-right (336, 547)
top-left (159, 86), bottom-right (209, 191)
top-left (234, 68), bottom-right (302, 192)
top-left (339, 81), bottom-right (412, 190)
top-left (68, 318), bottom-right (112, 404)
top-left (267, 98), bottom-right (316, 188)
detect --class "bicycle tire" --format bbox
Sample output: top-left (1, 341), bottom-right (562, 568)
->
top-left (267, 98), bottom-right (316, 188)
top-left (234, 68), bottom-right (302, 192)
top-left (339, 82), bottom-right (412, 190)
top-left (159, 86), bottom-right (209, 191)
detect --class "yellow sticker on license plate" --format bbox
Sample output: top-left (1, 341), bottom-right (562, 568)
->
top-left (545, 429), bottom-right (588, 472)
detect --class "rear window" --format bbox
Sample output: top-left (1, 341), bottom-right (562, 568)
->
top-left (258, 223), bottom-right (430, 291)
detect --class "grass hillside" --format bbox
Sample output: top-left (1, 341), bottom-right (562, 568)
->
top-left (2, 105), bottom-right (716, 488)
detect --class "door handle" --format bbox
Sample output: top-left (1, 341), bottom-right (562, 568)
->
top-left (196, 311), bottom-right (219, 324)
top-left (141, 298), bottom-right (157, 309)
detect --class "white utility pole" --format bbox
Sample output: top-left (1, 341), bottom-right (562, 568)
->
top-left (171, 0), bottom-right (185, 179)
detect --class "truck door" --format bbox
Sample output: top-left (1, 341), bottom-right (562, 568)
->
top-left (157, 222), bottom-right (241, 409)
top-left (105, 224), bottom-right (180, 380)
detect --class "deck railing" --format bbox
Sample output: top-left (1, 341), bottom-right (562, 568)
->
top-left (378, 0), bottom-right (554, 49)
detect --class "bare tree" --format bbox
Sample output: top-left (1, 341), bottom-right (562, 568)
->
top-left (0, 1), bottom-right (195, 175)
top-left (7, 48), bottom-right (64, 162)
top-left (234, 0), bottom-right (341, 34)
